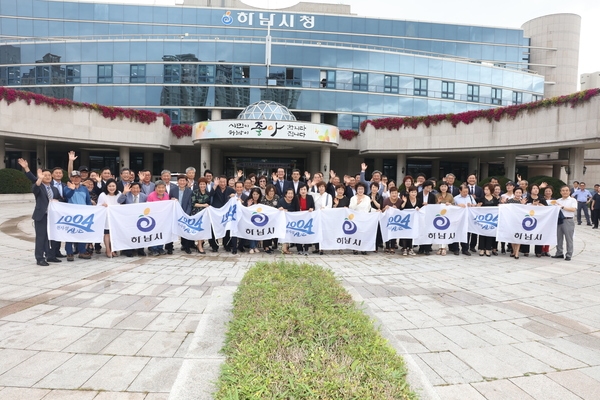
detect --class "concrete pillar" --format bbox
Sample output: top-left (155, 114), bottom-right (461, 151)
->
top-left (374, 158), bottom-right (384, 174)
top-left (211, 109), bottom-right (222, 121)
top-left (396, 154), bottom-right (406, 183)
top-left (480, 162), bottom-right (489, 180)
top-left (552, 164), bottom-right (562, 179)
top-left (36, 143), bottom-right (46, 169)
top-left (320, 147), bottom-right (330, 180)
top-left (310, 151), bottom-right (319, 176)
top-left (469, 157), bottom-right (479, 178)
top-left (119, 146), bottom-right (130, 170)
top-left (143, 152), bottom-right (153, 171)
top-left (431, 159), bottom-right (440, 180)
top-left (21, 151), bottom-right (31, 167)
top-left (311, 112), bottom-right (321, 123)
top-left (80, 150), bottom-right (90, 170)
top-left (212, 148), bottom-right (222, 176)
top-left (504, 153), bottom-right (516, 181)
top-left (567, 147), bottom-right (585, 184)
top-left (0, 138), bottom-right (5, 170)
top-left (200, 144), bottom-right (211, 173)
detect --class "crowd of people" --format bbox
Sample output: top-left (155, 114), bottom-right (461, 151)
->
top-left (20, 152), bottom-right (596, 266)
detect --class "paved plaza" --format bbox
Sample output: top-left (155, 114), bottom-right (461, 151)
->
top-left (0, 200), bottom-right (599, 399)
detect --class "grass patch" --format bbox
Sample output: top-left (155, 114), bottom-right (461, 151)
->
top-left (216, 261), bottom-right (417, 399)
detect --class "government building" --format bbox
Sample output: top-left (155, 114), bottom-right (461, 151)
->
top-left (2, 0), bottom-right (595, 184)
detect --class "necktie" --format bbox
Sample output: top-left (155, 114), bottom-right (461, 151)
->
top-left (280, 181), bottom-right (283, 192)
top-left (134, 195), bottom-right (138, 203)
top-left (45, 185), bottom-right (53, 200)
top-left (470, 186), bottom-right (474, 195)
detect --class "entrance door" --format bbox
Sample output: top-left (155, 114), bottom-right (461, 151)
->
top-left (225, 157), bottom-right (305, 181)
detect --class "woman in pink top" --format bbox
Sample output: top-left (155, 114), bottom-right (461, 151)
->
top-left (147, 180), bottom-right (172, 256)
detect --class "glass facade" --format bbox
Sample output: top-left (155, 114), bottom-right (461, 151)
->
top-left (0, 0), bottom-right (545, 128)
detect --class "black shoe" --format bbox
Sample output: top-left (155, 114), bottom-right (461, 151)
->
top-left (593, 226), bottom-right (598, 229)
top-left (137, 250), bottom-right (147, 256)
top-left (125, 251), bottom-right (134, 258)
top-left (232, 249), bottom-right (237, 255)
top-left (462, 251), bottom-right (471, 256)
top-left (565, 256), bottom-right (571, 261)
top-left (551, 254), bottom-right (564, 259)
top-left (469, 247), bottom-right (476, 253)
top-left (37, 260), bottom-right (49, 266)
top-left (587, 223), bottom-right (592, 226)
top-left (211, 247), bottom-right (218, 253)
top-left (312, 250), bottom-right (320, 254)
top-left (166, 249), bottom-right (173, 255)
top-left (238, 247), bottom-right (245, 253)
top-left (454, 251), bottom-right (460, 256)
top-left (361, 251), bottom-right (367, 255)
top-left (55, 252), bottom-right (66, 258)
top-left (47, 258), bottom-right (62, 263)
top-left (158, 249), bottom-right (167, 256)
top-left (95, 249), bottom-right (102, 254)
top-left (319, 251), bottom-right (324, 255)
top-left (184, 248), bottom-right (192, 254)
top-left (224, 247), bottom-right (231, 252)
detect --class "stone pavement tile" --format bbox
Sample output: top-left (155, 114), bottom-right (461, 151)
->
top-left (73, 293), bottom-right (121, 308)
top-left (47, 292), bottom-right (100, 307)
top-left (0, 349), bottom-right (37, 375)
top-left (127, 358), bottom-right (184, 393)
top-left (0, 304), bottom-right (57, 322)
top-left (144, 393), bottom-right (169, 400)
top-left (63, 328), bottom-right (124, 354)
top-left (393, 332), bottom-right (429, 354)
top-left (581, 366), bottom-right (600, 382)
top-left (0, 351), bottom-right (74, 386)
top-left (418, 351), bottom-right (482, 384)
top-left (398, 309), bottom-right (440, 329)
top-left (176, 298), bottom-right (208, 313)
top-left (99, 330), bottom-right (155, 356)
top-left (82, 355), bottom-right (150, 391)
top-left (113, 311), bottom-right (158, 330)
top-left (565, 332), bottom-right (600, 352)
top-left (179, 287), bottom-right (207, 298)
top-left (510, 375), bottom-right (581, 400)
top-left (136, 332), bottom-right (189, 357)
top-left (175, 314), bottom-right (201, 333)
top-left (168, 358), bottom-right (224, 400)
top-left (488, 320), bottom-right (545, 342)
top-left (93, 392), bottom-right (147, 400)
top-left (512, 341), bottom-right (587, 370)
top-left (101, 295), bottom-right (143, 310)
top-left (546, 370), bottom-right (600, 399)
top-left (173, 332), bottom-right (195, 358)
top-left (117, 283), bottom-right (152, 295)
top-left (0, 323), bottom-right (61, 349)
top-left (0, 388), bottom-right (50, 400)
top-left (435, 326), bottom-right (490, 349)
top-left (55, 308), bottom-right (109, 327)
top-left (515, 315), bottom-right (573, 340)
top-left (471, 379), bottom-right (535, 400)
top-left (542, 337), bottom-right (600, 366)
top-left (41, 389), bottom-right (98, 399)
top-left (152, 297), bottom-right (188, 313)
top-left (368, 297), bottom-right (407, 312)
top-left (135, 284), bottom-right (170, 297)
top-left (33, 354), bottom-right (112, 390)
top-left (462, 323), bottom-right (517, 346)
top-left (410, 355), bottom-right (445, 386)
top-left (434, 383), bottom-right (486, 400)
top-left (144, 313), bottom-right (187, 332)
top-left (29, 306), bottom-right (83, 325)
top-left (26, 326), bottom-right (92, 351)
top-left (529, 314), bottom-right (593, 336)
top-left (84, 310), bottom-right (131, 329)
top-left (125, 297), bottom-right (164, 312)
top-left (449, 347), bottom-right (525, 380)
top-left (372, 311), bottom-right (416, 330)
top-left (465, 303), bottom-right (528, 321)
top-left (407, 328), bottom-right (462, 352)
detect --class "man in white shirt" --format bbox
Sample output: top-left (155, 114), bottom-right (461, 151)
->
top-left (553, 185), bottom-right (578, 261)
top-left (452, 185), bottom-right (477, 256)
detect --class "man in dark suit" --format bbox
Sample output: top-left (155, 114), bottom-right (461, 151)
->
top-left (171, 175), bottom-right (194, 254)
top-left (209, 175), bottom-right (236, 252)
top-left (116, 168), bottom-right (133, 193)
top-left (159, 170), bottom-right (178, 254)
top-left (445, 173), bottom-right (461, 197)
top-left (92, 167), bottom-right (114, 197)
top-left (117, 182), bottom-right (148, 257)
top-left (290, 169), bottom-right (306, 195)
top-left (273, 167), bottom-right (293, 197)
top-left (31, 169), bottom-right (62, 266)
top-left (49, 167), bottom-right (68, 258)
top-left (466, 174), bottom-right (483, 251)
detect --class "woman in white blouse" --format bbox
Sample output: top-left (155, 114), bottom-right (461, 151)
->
top-left (349, 182), bottom-right (372, 213)
top-left (311, 181), bottom-right (332, 254)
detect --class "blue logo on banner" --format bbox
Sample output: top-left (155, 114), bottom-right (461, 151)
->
top-left (286, 218), bottom-right (315, 235)
top-left (56, 214), bottom-right (95, 232)
top-left (522, 211), bottom-right (538, 231)
top-left (473, 213), bottom-right (498, 230)
top-left (387, 214), bottom-right (411, 230)
top-left (250, 209), bottom-right (269, 226)
top-left (222, 11), bottom-right (233, 25)
top-left (221, 204), bottom-right (237, 225)
top-left (137, 208), bottom-right (156, 232)
top-left (342, 215), bottom-right (358, 234)
top-left (433, 209), bottom-right (451, 230)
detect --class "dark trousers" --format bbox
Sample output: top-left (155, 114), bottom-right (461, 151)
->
top-left (400, 238), bottom-right (412, 249)
top-left (180, 238), bottom-right (194, 250)
top-left (592, 209), bottom-right (600, 228)
top-left (50, 240), bottom-right (61, 257)
top-left (385, 239), bottom-right (397, 249)
top-left (577, 202), bottom-right (591, 224)
top-left (66, 242), bottom-right (86, 255)
top-left (209, 228), bottom-right (231, 250)
top-left (480, 235), bottom-right (495, 251)
top-left (34, 215), bottom-right (51, 261)
top-left (470, 234), bottom-right (478, 250)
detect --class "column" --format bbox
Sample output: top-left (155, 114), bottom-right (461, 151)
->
top-left (374, 157), bottom-right (384, 174)
top-left (212, 148), bottom-right (223, 176)
top-left (119, 146), bottom-right (130, 170)
top-left (310, 151), bottom-right (319, 176)
top-left (311, 112), bottom-right (321, 123)
top-left (200, 144), bottom-right (211, 173)
top-left (36, 143), bottom-right (46, 169)
top-left (504, 152), bottom-right (516, 181)
top-left (552, 164), bottom-right (562, 179)
top-left (567, 147), bottom-right (585, 184)
top-left (143, 152), bottom-right (153, 171)
top-left (320, 147), bottom-right (330, 180)
top-left (80, 150), bottom-right (90, 169)
top-left (211, 109), bottom-right (221, 121)
top-left (396, 154), bottom-right (406, 183)
top-left (469, 157), bottom-right (479, 177)
top-left (0, 137), bottom-right (5, 170)
top-left (480, 162), bottom-right (489, 180)
top-left (21, 151), bottom-right (31, 167)
top-left (431, 159), bottom-right (441, 180)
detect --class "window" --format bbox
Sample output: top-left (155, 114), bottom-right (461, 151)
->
top-left (353, 72), bottom-right (368, 91)
top-left (512, 91), bottom-right (523, 105)
top-left (66, 65), bottom-right (80, 83)
top-left (467, 84), bottom-right (479, 102)
top-left (164, 64), bottom-right (181, 83)
top-left (320, 70), bottom-right (336, 89)
top-left (384, 75), bottom-right (399, 93)
top-left (233, 66), bottom-right (250, 84)
top-left (285, 68), bottom-right (302, 86)
top-left (97, 65), bottom-right (113, 83)
top-left (163, 109), bottom-right (180, 125)
top-left (352, 115), bottom-right (367, 130)
top-left (130, 64), bottom-right (146, 83)
top-left (491, 87), bottom-right (502, 105)
top-left (441, 81), bottom-right (455, 99)
top-left (35, 66), bottom-right (50, 84)
top-left (532, 94), bottom-right (542, 102)
top-left (414, 78), bottom-right (428, 96)
top-left (6, 67), bottom-right (20, 85)
top-left (198, 65), bottom-right (215, 83)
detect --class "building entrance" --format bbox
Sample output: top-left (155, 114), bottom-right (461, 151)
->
top-left (225, 156), bottom-right (305, 181)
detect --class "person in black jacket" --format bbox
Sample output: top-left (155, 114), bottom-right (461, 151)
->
top-left (31, 169), bottom-right (62, 266)
top-left (208, 175), bottom-right (236, 252)
top-left (171, 175), bottom-right (194, 254)
top-left (295, 186), bottom-right (315, 255)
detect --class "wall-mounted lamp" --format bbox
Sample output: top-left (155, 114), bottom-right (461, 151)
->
top-left (583, 166), bottom-right (587, 175)
top-left (203, 161), bottom-right (207, 169)
top-left (3, 156), bottom-right (7, 165)
top-left (120, 160), bottom-right (125, 167)
top-left (323, 164), bottom-right (327, 171)
top-left (37, 157), bottom-right (41, 166)
top-left (564, 166), bottom-right (571, 175)
top-left (401, 167), bottom-right (405, 174)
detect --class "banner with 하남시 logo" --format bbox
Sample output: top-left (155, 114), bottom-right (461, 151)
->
top-left (172, 203), bottom-right (212, 241)
top-left (468, 207), bottom-right (499, 236)
top-left (232, 204), bottom-right (287, 240)
top-left (379, 208), bottom-right (419, 242)
top-left (320, 208), bottom-right (378, 251)
top-left (107, 201), bottom-right (177, 251)
top-left (496, 204), bottom-right (559, 245)
top-left (283, 210), bottom-right (323, 244)
top-left (207, 197), bottom-right (240, 239)
top-left (47, 202), bottom-right (106, 243)
top-left (414, 205), bottom-right (468, 245)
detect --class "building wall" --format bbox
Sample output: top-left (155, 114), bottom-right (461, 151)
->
top-left (581, 72), bottom-right (600, 90)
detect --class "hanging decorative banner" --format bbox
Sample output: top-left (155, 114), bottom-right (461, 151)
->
top-left (232, 204), bottom-right (287, 240)
top-left (496, 204), bottom-right (559, 245)
top-left (47, 202), bottom-right (106, 243)
top-left (468, 207), bottom-right (499, 236)
top-left (379, 208), bottom-right (419, 242)
top-left (108, 201), bottom-right (177, 251)
top-left (414, 205), bottom-right (468, 245)
top-left (172, 203), bottom-right (212, 241)
top-left (207, 198), bottom-right (240, 239)
top-left (283, 210), bottom-right (323, 244)
top-left (320, 208), bottom-right (378, 251)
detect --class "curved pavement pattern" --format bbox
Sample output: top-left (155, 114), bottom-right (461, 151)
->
top-left (0, 201), bottom-right (599, 399)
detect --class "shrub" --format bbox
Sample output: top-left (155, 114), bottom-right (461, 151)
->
top-left (527, 175), bottom-right (567, 194)
top-left (0, 168), bottom-right (34, 194)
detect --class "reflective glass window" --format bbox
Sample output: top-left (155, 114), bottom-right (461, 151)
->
top-left (441, 81), bottom-right (454, 99)
top-left (352, 115), bottom-right (367, 130)
top-left (164, 64), bottom-right (181, 83)
top-left (33, 19), bottom-right (49, 37)
top-left (353, 72), bottom-right (368, 91)
top-left (399, 56), bottom-right (414, 74)
top-left (130, 64), bottom-right (146, 83)
top-left (97, 65), bottom-right (113, 83)
top-left (163, 109), bottom-right (180, 125)
top-left (2, 0), bottom-right (17, 16)
top-left (467, 84), bottom-right (479, 102)
top-left (199, 65), bottom-right (215, 83)
top-left (35, 65), bottom-right (50, 84)
top-left (380, 74), bottom-right (399, 94)
top-left (94, 3), bottom-right (109, 20)
top-left (123, 5), bottom-right (139, 22)
top-left (1, 18), bottom-right (18, 36)
top-left (414, 78), bottom-right (428, 97)
top-left (79, 3), bottom-right (93, 19)
top-left (491, 87), bottom-right (502, 105)
top-left (233, 66), bottom-right (250, 84)
top-left (48, 1), bottom-right (62, 18)
top-left (113, 42), bottom-right (131, 62)
top-left (352, 93), bottom-right (369, 113)
top-left (414, 98), bottom-right (428, 115)
top-left (6, 66), bottom-right (21, 85)
top-left (138, 6), bottom-right (153, 23)
top-left (18, 19), bottom-right (33, 37)
top-left (66, 65), bottom-right (81, 83)
top-left (64, 2), bottom-right (78, 19)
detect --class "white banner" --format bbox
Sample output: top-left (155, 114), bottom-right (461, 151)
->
top-left (48, 202), bottom-right (106, 243)
top-left (496, 204), bottom-right (560, 245)
top-left (172, 204), bottom-right (212, 241)
top-left (207, 198), bottom-right (240, 239)
top-left (108, 201), bottom-right (177, 251)
top-left (415, 205), bottom-right (468, 245)
top-left (232, 204), bottom-right (287, 240)
top-left (320, 208), bottom-right (378, 251)
top-left (379, 208), bottom-right (419, 242)
top-left (468, 207), bottom-right (499, 237)
top-left (283, 210), bottom-right (323, 244)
